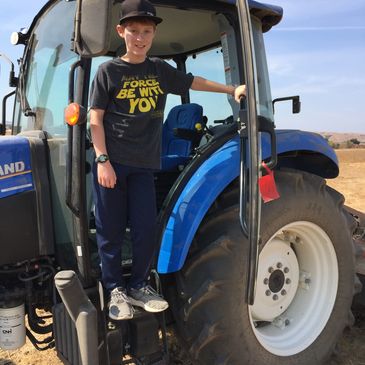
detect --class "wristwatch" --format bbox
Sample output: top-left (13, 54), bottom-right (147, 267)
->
top-left (95, 154), bottom-right (109, 163)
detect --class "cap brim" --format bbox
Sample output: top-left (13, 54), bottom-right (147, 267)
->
top-left (119, 15), bottom-right (163, 25)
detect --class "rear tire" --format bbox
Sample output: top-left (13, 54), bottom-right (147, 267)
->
top-left (172, 170), bottom-right (356, 365)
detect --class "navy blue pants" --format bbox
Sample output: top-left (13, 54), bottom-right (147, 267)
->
top-left (92, 162), bottom-right (157, 293)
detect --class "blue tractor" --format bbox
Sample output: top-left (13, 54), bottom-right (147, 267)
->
top-left (0, 0), bottom-right (362, 364)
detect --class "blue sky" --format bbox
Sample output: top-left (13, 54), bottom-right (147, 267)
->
top-left (265, 0), bottom-right (365, 133)
top-left (0, 0), bottom-right (364, 133)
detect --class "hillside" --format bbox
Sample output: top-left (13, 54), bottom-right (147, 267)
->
top-left (319, 132), bottom-right (365, 144)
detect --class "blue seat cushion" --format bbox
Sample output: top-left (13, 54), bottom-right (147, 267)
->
top-left (161, 103), bottom-right (203, 171)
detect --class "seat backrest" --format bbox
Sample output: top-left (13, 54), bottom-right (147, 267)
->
top-left (162, 103), bottom-right (203, 157)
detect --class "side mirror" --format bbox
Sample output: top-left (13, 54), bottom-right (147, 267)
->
top-left (272, 95), bottom-right (301, 114)
top-left (74, 0), bottom-right (113, 57)
top-left (0, 53), bottom-right (18, 87)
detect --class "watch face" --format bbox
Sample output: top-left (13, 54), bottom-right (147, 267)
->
top-left (96, 154), bottom-right (109, 163)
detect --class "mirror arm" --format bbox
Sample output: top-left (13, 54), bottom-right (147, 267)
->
top-left (1, 90), bottom-right (16, 135)
top-left (272, 95), bottom-right (301, 114)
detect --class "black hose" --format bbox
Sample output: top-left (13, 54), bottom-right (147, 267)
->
top-left (24, 276), bottom-right (53, 334)
top-left (26, 328), bottom-right (54, 351)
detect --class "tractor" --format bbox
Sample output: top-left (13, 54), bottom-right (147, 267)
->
top-left (1, 0), bottom-right (364, 364)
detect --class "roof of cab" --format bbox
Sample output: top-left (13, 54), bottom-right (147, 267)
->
top-left (210, 0), bottom-right (283, 31)
top-left (248, 0), bottom-right (283, 32)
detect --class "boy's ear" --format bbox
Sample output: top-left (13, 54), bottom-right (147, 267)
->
top-left (116, 24), bottom-right (125, 38)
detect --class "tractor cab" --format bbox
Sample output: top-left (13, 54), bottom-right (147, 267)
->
top-left (1, 1), bottom-right (281, 362)
top-left (4, 0), bottom-right (281, 282)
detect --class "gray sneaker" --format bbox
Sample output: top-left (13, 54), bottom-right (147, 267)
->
top-left (108, 287), bottom-right (134, 320)
top-left (128, 285), bottom-right (169, 313)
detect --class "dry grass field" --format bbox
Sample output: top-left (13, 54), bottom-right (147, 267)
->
top-left (325, 148), bottom-right (365, 365)
top-left (1, 149), bottom-right (365, 365)
top-left (326, 148), bottom-right (365, 212)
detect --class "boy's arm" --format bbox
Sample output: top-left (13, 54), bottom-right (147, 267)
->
top-left (191, 76), bottom-right (246, 102)
top-left (90, 108), bottom-right (117, 188)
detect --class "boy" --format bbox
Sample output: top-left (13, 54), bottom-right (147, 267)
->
top-left (90, 0), bottom-right (246, 320)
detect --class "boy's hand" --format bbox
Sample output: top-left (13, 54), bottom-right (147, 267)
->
top-left (234, 85), bottom-right (247, 103)
top-left (97, 161), bottom-right (117, 188)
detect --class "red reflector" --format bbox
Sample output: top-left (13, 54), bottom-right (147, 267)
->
top-left (259, 162), bottom-right (280, 203)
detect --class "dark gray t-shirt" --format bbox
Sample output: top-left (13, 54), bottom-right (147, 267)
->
top-left (90, 57), bottom-right (194, 169)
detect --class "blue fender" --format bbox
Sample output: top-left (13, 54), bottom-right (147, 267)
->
top-left (0, 136), bottom-right (34, 199)
top-left (267, 130), bottom-right (339, 177)
top-left (157, 129), bottom-right (339, 274)
top-left (158, 138), bottom-right (240, 273)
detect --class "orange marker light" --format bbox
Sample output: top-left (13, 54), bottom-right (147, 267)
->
top-left (64, 103), bottom-right (87, 126)
top-left (65, 103), bottom-right (80, 126)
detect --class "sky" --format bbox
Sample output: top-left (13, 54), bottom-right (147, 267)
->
top-left (265, 0), bottom-right (365, 134)
top-left (0, 0), bottom-right (364, 133)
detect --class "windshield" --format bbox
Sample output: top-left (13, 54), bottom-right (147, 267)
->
top-left (11, 0), bottom-right (79, 262)
top-left (13, 0), bottom-right (77, 136)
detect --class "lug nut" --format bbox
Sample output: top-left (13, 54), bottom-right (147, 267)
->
top-left (305, 278), bottom-right (311, 284)
top-left (285, 319), bottom-right (290, 326)
top-left (286, 278), bottom-right (291, 284)
top-left (265, 290), bottom-right (271, 296)
top-left (277, 262), bottom-right (283, 269)
top-left (284, 267), bottom-right (289, 273)
top-left (281, 289), bottom-right (287, 296)
top-left (108, 322), bottom-right (116, 330)
top-left (273, 294), bottom-right (279, 301)
top-left (264, 278), bottom-right (269, 285)
top-left (268, 267), bottom-right (274, 273)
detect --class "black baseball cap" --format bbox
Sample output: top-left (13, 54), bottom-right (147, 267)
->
top-left (119, 0), bottom-right (163, 25)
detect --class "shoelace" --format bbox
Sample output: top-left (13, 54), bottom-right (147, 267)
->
top-left (140, 285), bottom-right (160, 297)
top-left (112, 288), bottom-right (130, 303)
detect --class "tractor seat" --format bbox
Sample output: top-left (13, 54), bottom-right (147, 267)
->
top-left (161, 103), bottom-right (203, 171)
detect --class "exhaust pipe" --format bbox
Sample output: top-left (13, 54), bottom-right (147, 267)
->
top-left (54, 270), bottom-right (99, 365)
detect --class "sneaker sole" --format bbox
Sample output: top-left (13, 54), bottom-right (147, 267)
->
top-left (128, 297), bottom-right (169, 313)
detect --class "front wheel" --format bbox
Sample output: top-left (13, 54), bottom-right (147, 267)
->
top-left (172, 170), bottom-right (356, 365)
top-left (250, 220), bottom-right (339, 357)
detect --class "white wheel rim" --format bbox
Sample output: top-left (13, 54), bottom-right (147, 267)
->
top-left (249, 221), bottom-right (338, 356)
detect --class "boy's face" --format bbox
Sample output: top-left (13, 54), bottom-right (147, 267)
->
top-left (117, 20), bottom-right (156, 59)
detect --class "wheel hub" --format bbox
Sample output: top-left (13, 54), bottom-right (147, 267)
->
top-left (269, 269), bottom-right (285, 293)
top-left (250, 237), bottom-right (299, 321)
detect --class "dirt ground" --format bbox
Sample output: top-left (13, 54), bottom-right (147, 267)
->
top-left (325, 148), bottom-right (365, 365)
top-left (1, 148), bottom-right (365, 365)
top-left (326, 149), bottom-right (365, 213)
